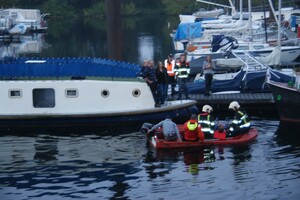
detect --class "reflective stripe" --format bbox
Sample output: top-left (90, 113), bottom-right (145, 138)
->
top-left (176, 68), bottom-right (189, 78)
top-left (199, 114), bottom-right (214, 134)
top-left (240, 122), bottom-right (251, 128)
top-left (232, 120), bottom-right (239, 124)
top-left (201, 127), bottom-right (211, 132)
top-left (199, 120), bottom-right (211, 125)
top-left (238, 111), bottom-right (249, 124)
top-left (201, 127), bottom-right (214, 134)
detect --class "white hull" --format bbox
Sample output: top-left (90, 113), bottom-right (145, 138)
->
top-left (0, 80), bottom-right (197, 119)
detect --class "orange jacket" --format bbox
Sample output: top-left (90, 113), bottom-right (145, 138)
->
top-left (184, 119), bottom-right (204, 142)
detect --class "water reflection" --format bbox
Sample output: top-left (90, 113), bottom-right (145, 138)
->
top-left (34, 135), bottom-right (58, 161)
top-left (0, 34), bottom-right (48, 58)
top-left (0, 13), bottom-right (178, 65)
top-left (144, 147), bottom-right (215, 177)
top-left (275, 121), bottom-right (300, 146)
top-left (138, 35), bottom-right (155, 63)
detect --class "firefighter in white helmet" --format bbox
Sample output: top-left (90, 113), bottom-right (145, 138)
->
top-left (198, 105), bottom-right (216, 138)
top-left (227, 101), bottom-right (251, 136)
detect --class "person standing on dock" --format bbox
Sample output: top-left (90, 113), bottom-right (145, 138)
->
top-left (155, 61), bottom-right (169, 105)
top-left (164, 53), bottom-right (176, 99)
top-left (175, 54), bottom-right (190, 100)
top-left (141, 60), bottom-right (160, 107)
top-left (198, 105), bottom-right (215, 139)
top-left (202, 55), bottom-right (215, 96)
top-left (227, 101), bottom-right (251, 136)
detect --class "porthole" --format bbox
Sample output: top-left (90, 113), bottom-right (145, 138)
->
top-left (9, 89), bottom-right (22, 98)
top-left (101, 89), bottom-right (110, 98)
top-left (65, 89), bottom-right (78, 98)
top-left (132, 89), bottom-right (141, 97)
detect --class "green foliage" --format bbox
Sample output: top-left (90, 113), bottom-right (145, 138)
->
top-left (122, 2), bottom-right (140, 16)
top-left (0, 0), bottom-right (17, 7)
top-left (41, 0), bottom-right (77, 18)
top-left (161, 0), bottom-right (197, 15)
top-left (83, 1), bottom-right (105, 18)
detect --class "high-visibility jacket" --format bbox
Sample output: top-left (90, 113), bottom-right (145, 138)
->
top-left (164, 59), bottom-right (175, 77)
top-left (184, 119), bottom-right (204, 142)
top-left (232, 110), bottom-right (251, 129)
top-left (198, 112), bottom-right (215, 135)
top-left (175, 61), bottom-right (190, 78)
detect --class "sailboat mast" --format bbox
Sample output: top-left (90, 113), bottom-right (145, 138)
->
top-left (267, 0), bottom-right (279, 25)
top-left (239, 0), bottom-right (242, 21)
top-left (278, 0), bottom-right (281, 49)
top-left (249, 0), bottom-right (252, 42)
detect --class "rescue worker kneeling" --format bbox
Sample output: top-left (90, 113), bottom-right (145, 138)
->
top-left (184, 114), bottom-right (204, 142)
top-left (227, 101), bottom-right (251, 137)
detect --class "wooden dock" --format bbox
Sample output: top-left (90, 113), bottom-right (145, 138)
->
top-left (188, 92), bottom-right (277, 117)
top-left (190, 92), bottom-right (274, 105)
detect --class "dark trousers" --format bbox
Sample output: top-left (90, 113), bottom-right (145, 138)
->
top-left (168, 76), bottom-right (176, 96)
top-left (149, 81), bottom-right (159, 104)
top-left (205, 74), bottom-right (213, 95)
top-left (178, 78), bottom-right (189, 99)
top-left (158, 83), bottom-right (168, 104)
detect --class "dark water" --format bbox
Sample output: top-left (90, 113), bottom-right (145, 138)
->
top-left (0, 120), bottom-right (300, 200)
top-left (1, 16), bottom-right (300, 199)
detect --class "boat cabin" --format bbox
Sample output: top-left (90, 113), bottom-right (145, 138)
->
top-left (0, 9), bottom-right (49, 32)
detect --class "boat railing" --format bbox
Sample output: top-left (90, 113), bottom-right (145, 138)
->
top-left (232, 51), bottom-right (268, 72)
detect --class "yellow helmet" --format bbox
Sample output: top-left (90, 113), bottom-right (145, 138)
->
top-left (202, 105), bottom-right (213, 113)
top-left (229, 101), bottom-right (240, 110)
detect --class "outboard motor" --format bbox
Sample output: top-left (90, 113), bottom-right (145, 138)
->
top-left (140, 122), bottom-right (154, 134)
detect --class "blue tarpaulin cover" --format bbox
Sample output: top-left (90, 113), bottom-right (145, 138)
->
top-left (0, 57), bottom-right (141, 78)
top-left (173, 22), bottom-right (202, 41)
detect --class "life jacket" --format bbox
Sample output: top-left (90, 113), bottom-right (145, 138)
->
top-left (213, 129), bottom-right (226, 140)
top-left (198, 113), bottom-right (215, 134)
top-left (164, 59), bottom-right (175, 77)
top-left (175, 61), bottom-right (190, 78)
top-left (184, 119), bottom-right (203, 141)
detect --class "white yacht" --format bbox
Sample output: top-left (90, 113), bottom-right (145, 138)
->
top-left (0, 8), bottom-right (49, 32)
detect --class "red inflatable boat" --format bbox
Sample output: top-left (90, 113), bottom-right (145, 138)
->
top-left (142, 124), bottom-right (258, 149)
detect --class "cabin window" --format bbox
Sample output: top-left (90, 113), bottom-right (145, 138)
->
top-left (236, 46), bottom-right (249, 50)
top-left (101, 89), bottom-right (110, 98)
top-left (33, 88), bottom-right (55, 108)
top-left (132, 89), bottom-right (141, 97)
top-left (253, 45), bottom-right (265, 49)
top-left (9, 89), bottom-right (22, 98)
top-left (65, 89), bottom-right (78, 98)
top-left (11, 12), bottom-right (17, 18)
